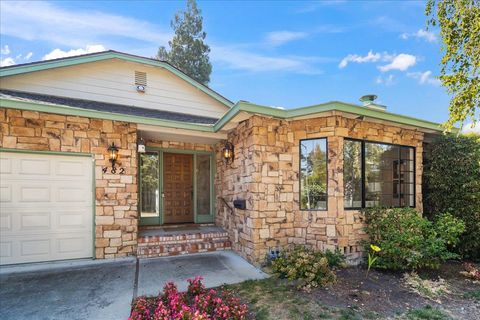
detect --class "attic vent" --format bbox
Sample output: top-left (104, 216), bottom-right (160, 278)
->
top-left (135, 71), bottom-right (147, 92)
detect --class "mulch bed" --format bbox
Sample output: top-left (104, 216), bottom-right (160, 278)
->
top-left (308, 261), bottom-right (480, 319)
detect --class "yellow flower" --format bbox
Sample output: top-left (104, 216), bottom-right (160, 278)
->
top-left (370, 244), bottom-right (381, 252)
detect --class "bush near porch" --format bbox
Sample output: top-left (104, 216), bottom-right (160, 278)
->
top-left (423, 134), bottom-right (480, 261)
top-left (362, 207), bottom-right (465, 270)
top-left (129, 277), bottom-right (247, 320)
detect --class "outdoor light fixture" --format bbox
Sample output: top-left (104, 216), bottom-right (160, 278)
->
top-left (108, 142), bottom-right (119, 168)
top-left (222, 142), bottom-right (234, 164)
top-left (137, 138), bottom-right (146, 153)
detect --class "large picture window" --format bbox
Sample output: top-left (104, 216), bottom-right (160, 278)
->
top-left (344, 139), bottom-right (415, 209)
top-left (300, 138), bottom-right (327, 210)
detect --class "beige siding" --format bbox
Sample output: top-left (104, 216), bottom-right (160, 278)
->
top-left (0, 59), bottom-right (229, 118)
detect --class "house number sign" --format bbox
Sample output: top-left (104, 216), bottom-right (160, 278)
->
top-left (102, 166), bottom-right (126, 174)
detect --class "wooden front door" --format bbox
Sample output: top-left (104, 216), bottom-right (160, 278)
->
top-left (163, 153), bottom-right (194, 224)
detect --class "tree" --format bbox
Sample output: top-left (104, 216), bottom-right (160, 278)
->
top-left (425, 0), bottom-right (479, 131)
top-left (157, 0), bottom-right (212, 85)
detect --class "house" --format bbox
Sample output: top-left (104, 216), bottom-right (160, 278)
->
top-left (0, 50), bottom-right (443, 266)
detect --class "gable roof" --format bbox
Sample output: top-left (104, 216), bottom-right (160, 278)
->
top-left (0, 50), bottom-right (234, 109)
top-left (0, 50), bottom-right (451, 134)
top-left (0, 89), bottom-right (218, 125)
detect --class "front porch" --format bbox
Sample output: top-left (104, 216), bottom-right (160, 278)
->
top-left (137, 224), bottom-right (231, 258)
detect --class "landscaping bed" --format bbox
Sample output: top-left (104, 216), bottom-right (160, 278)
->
top-left (225, 261), bottom-right (480, 319)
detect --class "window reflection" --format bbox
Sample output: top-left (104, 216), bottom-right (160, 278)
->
top-left (300, 138), bottom-right (327, 210)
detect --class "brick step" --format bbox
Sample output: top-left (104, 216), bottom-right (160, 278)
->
top-left (137, 232), bottom-right (230, 246)
top-left (137, 239), bottom-right (232, 258)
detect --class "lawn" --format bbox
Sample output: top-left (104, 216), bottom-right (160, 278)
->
top-left (224, 262), bottom-right (480, 320)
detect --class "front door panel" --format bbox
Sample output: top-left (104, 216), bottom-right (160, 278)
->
top-left (163, 153), bottom-right (194, 224)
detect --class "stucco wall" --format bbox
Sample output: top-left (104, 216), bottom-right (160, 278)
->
top-left (215, 114), bottom-right (424, 264)
top-left (0, 108), bottom-right (138, 259)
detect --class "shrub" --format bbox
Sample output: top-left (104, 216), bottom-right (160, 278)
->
top-left (271, 246), bottom-right (337, 291)
top-left (129, 277), bottom-right (248, 320)
top-left (423, 134), bottom-right (480, 261)
top-left (362, 207), bottom-right (465, 270)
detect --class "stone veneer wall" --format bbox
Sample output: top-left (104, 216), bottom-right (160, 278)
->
top-left (215, 114), bottom-right (424, 264)
top-left (0, 108), bottom-right (138, 259)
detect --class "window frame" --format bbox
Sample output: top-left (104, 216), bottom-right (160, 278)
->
top-left (343, 138), bottom-right (416, 210)
top-left (299, 137), bottom-right (329, 211)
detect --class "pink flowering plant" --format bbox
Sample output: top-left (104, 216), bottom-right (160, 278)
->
top-left (129, 277), bottom-right (248, 320)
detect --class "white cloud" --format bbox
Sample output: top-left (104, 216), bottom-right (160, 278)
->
top-left (462, 122), bottom-right (480, 134)
top-left (25, 52), bottom-right (33, 60)
top-left (378, 54), bottom-right (416, 72)
top-left (265, 31), bottom-right (308, 46)
top-left (407, 70), bottom-right (441, 86)
top-left (376, 74), bottom-right (395, 86)
top-left (1, 45), bottom-right (10, 55)
top-left (211, 45), bottom-right (324, 74)
top-left (0, 57), bottom-right (15, 67)
top-left (400, 29), bottom-right (437, 42)
top-left (0, 1), bottom-right (170, 47)
top-left (339, 50), bottom-right (381, 68)
top-left (42, 44), bottom-right (106, 60)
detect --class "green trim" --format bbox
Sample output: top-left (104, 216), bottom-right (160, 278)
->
top-left (138, 151), bottom-right (162, 226)
top-left (0, 51), bottom-right (234, 108)
top-left (138, 147), bottom-right (215, 226)
top-left (0, 98), bottom-right (215, 133)
top-left (1, 91), bottom-right (454, 134)
top-left (214, 101), bottom-right (453, 133)
top-left (0, 148), bottom-right (97, 259)
top-left (0, 147), bottom-right (93, 157)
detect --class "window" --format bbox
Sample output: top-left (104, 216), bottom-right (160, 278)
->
top-left (344, 140), bottom-right (362, 208)
top-left (140, 152), bottom-right (159, 218)
top-left (300, 138), bottom-right (327, 210)
top-left (196, 154), bottom-right (211, 215)
top-left (343, 139), bottom-right (415, 209)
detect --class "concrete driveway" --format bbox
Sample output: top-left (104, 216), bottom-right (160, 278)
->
top-left (0, 251), bottom-right (266, 320)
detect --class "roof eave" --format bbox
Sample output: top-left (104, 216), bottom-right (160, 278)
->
top-left (0, 51), bottom-right (234, 109)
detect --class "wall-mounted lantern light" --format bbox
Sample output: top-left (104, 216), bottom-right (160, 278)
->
top-left (108, 142), bottom-right (119, 168)
top-left (137, 138), bottom-right (146, 153)
top-left (222, 142), bottom-right (234, 164)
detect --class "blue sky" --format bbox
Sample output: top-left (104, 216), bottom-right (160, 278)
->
top-left (0, 1), bottom-right (454, 123)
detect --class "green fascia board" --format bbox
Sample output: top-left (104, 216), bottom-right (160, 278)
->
top-left (214, 101), bottom-right (451, 133)
top-left (0, 51), bottom-right (234, 109)
top-left (0, 98), bottom-right (215, 133)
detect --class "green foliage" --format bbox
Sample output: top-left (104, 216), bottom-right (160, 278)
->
top-left (157, 0), bottom-right (212, 85)
top-left (423, 134), bottom-right (480, 261)
top-left (425, 0), bottom-right (479, 130)
top-left (362, 207), bottom-right (464, 270)
top-left (403, 305), bottom-right (452, 320)
top-left (272, 246), bottom-right (337, 291)
top-left (324, 248), bottom-right (346, 269)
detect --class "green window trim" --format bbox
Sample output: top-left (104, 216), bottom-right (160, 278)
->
top-left (138, 147), bottom-right (215, 226)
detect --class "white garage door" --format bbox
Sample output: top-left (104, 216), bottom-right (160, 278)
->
top-left (0, 151), bottom-right (93, 265)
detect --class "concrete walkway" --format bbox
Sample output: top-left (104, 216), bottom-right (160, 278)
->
top-left (0, 251), bottom-right (267, 320)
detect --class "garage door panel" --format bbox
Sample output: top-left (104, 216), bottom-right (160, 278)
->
top-left (57, 186), bottom-right (90, 202)
top-left (20, 186), bottom-right (51, 202)
top-left (0, 185), bottom-right (12, 202)
top-left (1, 207), bottom-right (91, 234)
top-left (19, 158), bottom-right (51, 175)
top-left (56, 160), bottom-right (89, 176)
top-left (0, 152), bottom-right (93, 265)
top-left (0, 157), bottom-right (12, 174)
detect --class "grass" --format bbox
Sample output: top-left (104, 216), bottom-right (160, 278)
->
top-left (401, 306), bottom-right (452, 320)
top-left (463, 289), bottom-right (480, 301)
top-left (224, 276), bottom-right (465, 320)
top-left (224, 277), bottom-right (364, 320)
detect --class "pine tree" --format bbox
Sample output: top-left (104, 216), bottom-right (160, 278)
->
top-left (157, 0), bottom-right (212, 85)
